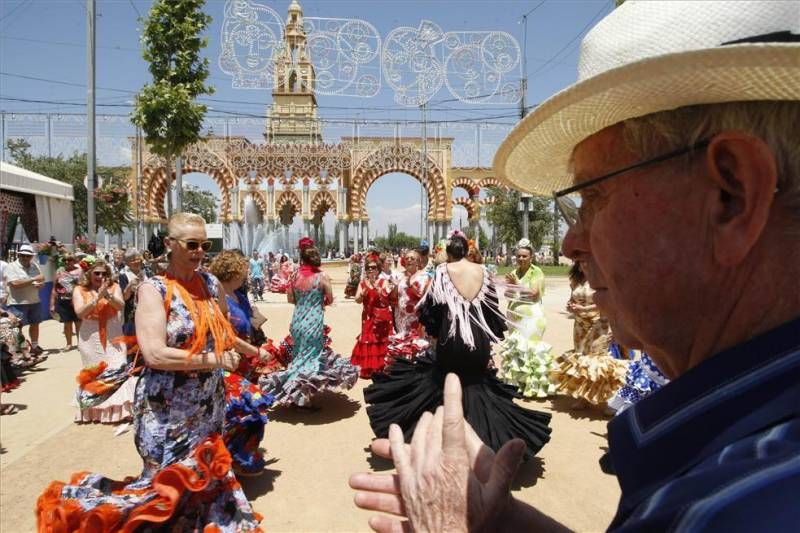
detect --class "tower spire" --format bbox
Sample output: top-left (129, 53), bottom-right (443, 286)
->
top-left (265, 0), bottom-right (322, 144)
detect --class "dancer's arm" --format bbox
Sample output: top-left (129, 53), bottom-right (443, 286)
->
top-left (135, 283), bottom-right (239, 371)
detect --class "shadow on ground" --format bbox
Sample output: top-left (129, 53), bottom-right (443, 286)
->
top-left (240, 459), bottom-right (282, 499)
top-left (270, 391), bottom-right (361, 425)
top-left (364, 445), bottom-right (394, 472)
top-left (549, 396), bottom-right (612, 422)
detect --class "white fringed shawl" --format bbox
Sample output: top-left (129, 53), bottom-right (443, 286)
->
top-left (419, 263), bottom-right (503, 350)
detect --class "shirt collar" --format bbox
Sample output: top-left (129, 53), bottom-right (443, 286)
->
top-left (609, 315), bottom-right (800, 507)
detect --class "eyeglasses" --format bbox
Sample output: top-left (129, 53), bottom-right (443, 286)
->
top-left (554, 139), bottom-right (711, 230)
top-left (170, 237), bottom-right (212, 252)
top-left (92, 271), bottom-right (109, 277)
top-left (365, 265), bottom-right (379, 270)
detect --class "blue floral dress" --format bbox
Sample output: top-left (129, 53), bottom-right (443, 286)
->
top-left (223, 293), bottom-right (274, 474)
top-left (260, 272), bottom-right (358, 406)
top-left (37, 272), bottom-right (263, 532)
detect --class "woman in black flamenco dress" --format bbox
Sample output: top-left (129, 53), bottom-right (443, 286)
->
top-left (364, 233), bottom-right (552, 460)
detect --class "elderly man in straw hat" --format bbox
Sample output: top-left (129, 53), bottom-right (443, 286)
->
top-left (350, 1), bottom-right (800, 531)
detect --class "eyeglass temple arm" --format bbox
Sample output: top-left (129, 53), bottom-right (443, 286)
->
top-left (554, 139), bottom-right (711, 198)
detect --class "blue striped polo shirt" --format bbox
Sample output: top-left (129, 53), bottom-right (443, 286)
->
top-left (607, 316), bottom-right (800, 532)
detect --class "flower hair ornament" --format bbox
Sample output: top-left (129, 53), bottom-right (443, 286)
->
top-left (79, 255), bottom-right (97, 271)
top-left (446, 229), bottom-right (466, 241)
top-left (516, 238), bottom-right (533, 252)
top-left (298, 237), bottom-right (315, 250)
top-left (366, 252), bottom-right (381, 266)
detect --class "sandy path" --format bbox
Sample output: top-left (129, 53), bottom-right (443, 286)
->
top-left (1, 266), bottom-right (619, 532)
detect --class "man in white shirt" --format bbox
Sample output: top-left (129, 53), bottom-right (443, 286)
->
top-left (4, 244), bottom-right (45, 354)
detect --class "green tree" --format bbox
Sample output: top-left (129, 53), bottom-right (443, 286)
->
top-left (6, 139), bottom-right (133, 236)
top-left (374, 230), bottom-right (419, 251)
top-left (182, 184), bottom-right (217, 222)
top-left (132, 0), bottom-right (214, 214)
top-left (484, 188), bottom-right (553, 254)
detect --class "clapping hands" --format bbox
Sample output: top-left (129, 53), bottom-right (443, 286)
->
top-left (349, 374), bottom-right (526, 533)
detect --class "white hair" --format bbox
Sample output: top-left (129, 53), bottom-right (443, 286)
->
top-left (621, 101), bottom-right (800, 219)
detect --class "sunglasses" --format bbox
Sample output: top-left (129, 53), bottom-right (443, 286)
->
top-left (92, 271), bottom-right (109, 277)
top-left (170, 237), bottom-right (212, 252)
top-left (365, 265), bottom-right (379, 270)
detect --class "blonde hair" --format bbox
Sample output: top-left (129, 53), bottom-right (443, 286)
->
top-left (622, 101), bottom-right (800, 215)
top-left (77, 259), bottom-right (114, 288)
top-left (209, 250), bottom-right (249, 283)
top-left (167, 212), bottom-right (206, 237)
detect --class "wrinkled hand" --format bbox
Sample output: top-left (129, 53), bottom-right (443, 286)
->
top-left (350, 374), bottom-right (526, 533)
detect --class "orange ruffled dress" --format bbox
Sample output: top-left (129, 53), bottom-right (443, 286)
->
top-left (37, 272), bottom-right (263, 532)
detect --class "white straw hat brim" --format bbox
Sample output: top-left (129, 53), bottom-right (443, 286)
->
top-left (493, 43), bottom-right (800, 196)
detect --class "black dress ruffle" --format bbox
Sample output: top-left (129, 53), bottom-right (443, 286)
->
top-left (364, 265), bottom-right (552, 460)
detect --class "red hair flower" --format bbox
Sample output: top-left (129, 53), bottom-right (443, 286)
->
top-left (298, 237), bottom-right (315, 250)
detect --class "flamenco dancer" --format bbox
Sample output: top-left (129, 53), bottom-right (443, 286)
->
top-left (608, 351), bottom-right (669, 414)
top-left (208, 251), bottom-right (276, 476)
top-left (551, 263), bottom-right (628, 408)
top-left (260, 237), bottom-right (358, 408)
top-left (72, 258), bottom-right (137, 425)
top-left (495, 239), bottom-right (556, 398)
top-left (351, 252), bottom-right (397, 378)
top-left (269, 254), bottom-right (293, 294)
top-left (37, 213), bottom-right (263, 531)
top-left (364, 232), bottom-right (552, 461)
top-left (386, 249), bottom-right (430, 364)
top-left (344, 253), bottom-right (362, 298)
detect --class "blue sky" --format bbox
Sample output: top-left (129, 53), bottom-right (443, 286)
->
top-left (0, 0), bottom-right (613, 237)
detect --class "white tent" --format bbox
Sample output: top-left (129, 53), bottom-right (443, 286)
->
top-left (0, 161), bottom-right (75, 243)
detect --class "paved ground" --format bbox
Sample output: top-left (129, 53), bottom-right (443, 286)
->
top-left (0, 265), bottom-right (620, 532)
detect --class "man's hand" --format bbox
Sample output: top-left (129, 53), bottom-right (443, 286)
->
top-left (349, 374), bottom-right (526, 533)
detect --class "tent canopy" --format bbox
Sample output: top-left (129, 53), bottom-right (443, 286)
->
top-left (1, 161), bottom-right (74, 201)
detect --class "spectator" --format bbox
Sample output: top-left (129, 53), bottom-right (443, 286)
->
top-left (49, 253), bottom-right (82, 351)
top-left (118, 248), bottom-right (148, 337)
top-left (4, 245), bottom-right (44, 355)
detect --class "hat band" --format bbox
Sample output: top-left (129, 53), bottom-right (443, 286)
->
top-left (723, 30), bottom-right (800, 46)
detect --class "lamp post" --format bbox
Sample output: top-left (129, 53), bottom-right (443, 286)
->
top-left (518, 193), bottom-right (532, 239)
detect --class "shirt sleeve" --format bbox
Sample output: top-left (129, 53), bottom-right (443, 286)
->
top-left (5, 264), bottom-right (25, 282)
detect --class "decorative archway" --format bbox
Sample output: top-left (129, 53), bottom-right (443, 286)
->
top-left (350, 144), bottom-right (448, 221)
top-left (274, 189), bottom-right (302, 226)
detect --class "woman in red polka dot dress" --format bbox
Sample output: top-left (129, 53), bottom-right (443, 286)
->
top-left (351, 252), bottom-right (397, 378)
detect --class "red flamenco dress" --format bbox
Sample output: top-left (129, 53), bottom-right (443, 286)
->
top-left (351, 278), bottom-right (396, 379)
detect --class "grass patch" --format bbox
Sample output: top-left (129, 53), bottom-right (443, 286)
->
top-left (494, 264), bottom-right (570, 277)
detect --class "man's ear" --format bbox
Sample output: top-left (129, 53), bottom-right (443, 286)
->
top-left (704, 132), bottom-right (778, 266)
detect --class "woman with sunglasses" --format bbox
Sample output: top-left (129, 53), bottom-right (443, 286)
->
top-left (386, 250), bottom-right (430, 365)
top-left (71, 258), bottom-right (135, 424)
top-left (38, 213), bottom-right (262, 531)
top-left (351, 252), bottom-right (398, 379)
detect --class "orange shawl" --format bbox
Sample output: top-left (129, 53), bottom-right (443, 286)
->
top-left (162, 273), bottom-right (236, 361)
top-left (78, 286), bottom-right (119, 350)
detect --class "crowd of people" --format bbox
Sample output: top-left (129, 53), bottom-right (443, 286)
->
top-left (2, 1), bottom-right (798, 529)
top-left (1, 213), bottom-right (657, 529)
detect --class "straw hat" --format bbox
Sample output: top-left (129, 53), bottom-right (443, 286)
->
top-left (493, 1), bottom-right (800, 196)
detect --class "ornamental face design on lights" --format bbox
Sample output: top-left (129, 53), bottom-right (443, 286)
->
top-left (218, 0), bottom-right (522, 106)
